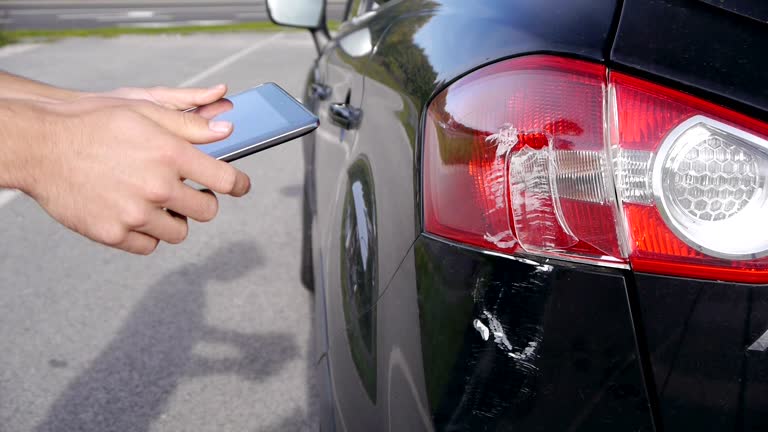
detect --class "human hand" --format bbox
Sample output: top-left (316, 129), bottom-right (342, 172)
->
top-left (15, 98), bottom-right (250, 255)
top-left (0, 72), bottom-right (229, 112)
top-left (95, 84), bottom-right (229, 113)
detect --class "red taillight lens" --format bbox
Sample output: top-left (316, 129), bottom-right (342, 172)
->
top-left (424, 56), bottom-right (625, 265)
top-left (424, 55), bottom-right (768, 283)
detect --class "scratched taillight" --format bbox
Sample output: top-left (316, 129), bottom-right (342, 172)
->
top-left (423, 55), bottom-right (768, 283)
top-left (423, 56), bottom-right (625, 266)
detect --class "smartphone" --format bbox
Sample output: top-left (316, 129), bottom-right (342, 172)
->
top-left (194, 83), bottom-right (319, 162)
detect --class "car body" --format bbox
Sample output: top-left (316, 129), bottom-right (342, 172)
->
top-left (269, 0), bottom-right (768, 430)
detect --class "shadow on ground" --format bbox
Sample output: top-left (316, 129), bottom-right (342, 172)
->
top-left (256, 294), bottom-right (320, 432)
top-left (35, 240), bottom-right (300, 432)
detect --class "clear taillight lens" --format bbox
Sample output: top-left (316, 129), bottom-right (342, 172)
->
top-left (610, 72), bottom-right (768, 282)
top-left (423, 55), bottom-right (768, 283)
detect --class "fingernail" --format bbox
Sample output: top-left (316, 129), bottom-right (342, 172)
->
top-left (209, 120), bottom-right (232, 133)
top-left (209, 84), bottom-right (226, 92)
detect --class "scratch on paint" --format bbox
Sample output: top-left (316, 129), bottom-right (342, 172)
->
top-left (483, 310), bottom-right (514, 352)
top-left (473, 319), bottom-right (490, 341)
top-left (472, 309), bottom-right (541, 372)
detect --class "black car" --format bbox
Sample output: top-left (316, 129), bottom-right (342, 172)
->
top-left (267, 0), bottom-right (768, 430)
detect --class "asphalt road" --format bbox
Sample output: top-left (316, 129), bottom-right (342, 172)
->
top-left (0, 32), bottom-right (319, 432)
top-left (0, 0), bottom-right (346, 30)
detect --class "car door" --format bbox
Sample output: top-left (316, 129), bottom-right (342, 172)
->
top-left (311, 1), bottom-right (380, 430)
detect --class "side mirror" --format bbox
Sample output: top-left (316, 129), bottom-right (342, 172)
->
top-left (266, 0), bottom-right (326, 29)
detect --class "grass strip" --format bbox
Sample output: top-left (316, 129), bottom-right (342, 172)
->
top-left (0, 21), bottom-right (339, 46)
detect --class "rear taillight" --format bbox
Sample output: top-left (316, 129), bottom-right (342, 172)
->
top-left (423, 55), bottom-right (768, 283)
top-left (611, 73), bottom-right (768, 282)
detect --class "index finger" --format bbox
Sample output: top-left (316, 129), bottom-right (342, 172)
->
top-left (176, 145), bottom-right (251, 197)
top-left (146, 84), bottom-right (228, 110)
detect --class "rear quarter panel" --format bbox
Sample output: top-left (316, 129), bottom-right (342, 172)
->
top-left (319, 0), bottom-right (657, 430)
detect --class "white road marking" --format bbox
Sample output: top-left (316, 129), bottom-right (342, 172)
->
top-left (235, 12), bottom-right (265, 19)
top-left (118, 21), bottom-right (181, 29)
top-left (2, 0), bottom-right (311, 4)
top-left (0, 190), bottom-right (22, 208)
top-left (125, 10), bottom-right (155, 18)
top-left (2, 0), bottom-right (259, 4)
top-left (58, 12), bottom-right (168, 21)
top-left (121, 19), bottom-right (233, 28)
top-left (56, 13), bottom-right (105, 20)
top-left (97, 14), bottom-right (172, 23)
top-left (12, 6), bottom-right (262, 16)
top-left (183, 20), bottom-right (235, 26)
top-left (177, 32), bottom-right (284, 87)
top-left (0, 43), bottom-right (42, 58)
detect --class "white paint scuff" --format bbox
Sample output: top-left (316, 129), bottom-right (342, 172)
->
top-left (473, 310), bottom-right (541, 366)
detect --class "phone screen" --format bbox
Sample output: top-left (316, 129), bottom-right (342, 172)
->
top-left (195, 83), bottom-right (319, 162)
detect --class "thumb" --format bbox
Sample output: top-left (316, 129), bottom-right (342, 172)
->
top-left (130, 102), bottom-right (234, 144)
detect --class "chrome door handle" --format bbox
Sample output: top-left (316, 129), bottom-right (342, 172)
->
top-left (329, 102), bottom-right (362, 130)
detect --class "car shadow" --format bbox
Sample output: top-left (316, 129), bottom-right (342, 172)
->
top-left (35, 240), bottom-right (300, 432)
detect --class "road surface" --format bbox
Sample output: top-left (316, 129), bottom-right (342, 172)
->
top-left (0, 31), bottom-right (320, 432)
top-left (0, 0), bottom-right (346, 30)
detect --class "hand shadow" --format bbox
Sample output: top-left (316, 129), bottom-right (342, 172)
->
top-left (35, 240), bottom-right (299, 432)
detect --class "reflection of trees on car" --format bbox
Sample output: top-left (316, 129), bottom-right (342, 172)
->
top-left (371, 12), bottom-right (437, 107)
top-left (364, 7), bottom-right (437, 148)
top-left (340, 157), bottom-right (378, 402)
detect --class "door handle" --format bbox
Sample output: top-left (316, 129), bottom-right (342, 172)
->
top-left (329, 102), bottom-right (362, 130)
top-left (311, 83), bottom-right (332, 101)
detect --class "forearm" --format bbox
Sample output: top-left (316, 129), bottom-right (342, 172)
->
top-left (0, 71), bottom-right (83, 103)
top-left (0, 99), bottom-right (57, 191)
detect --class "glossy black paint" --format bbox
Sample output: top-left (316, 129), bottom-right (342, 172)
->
top-left (414, 236), bottom-right (653, 431)
top-left (635, 274), bottom-right (768, 431)
top-left (698, 0), bottom-right (768, 23)
top-left (612, 0), bottom-right (768, 120)
top-left (362, 0), bottom-right (619, 108)
top-left (339, 157), bottom-right (378, 402)
top-left (611, 3), bottom-right (768, 430)
top-left (298, 0), bottom-right (647, 429)
top-left (339, 0), bottom-right (622, 300)
top-left (289, 0), bottom-right (768, 430)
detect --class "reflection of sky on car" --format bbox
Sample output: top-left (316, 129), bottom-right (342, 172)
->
top-left (351, 180), bottom-right (370, 273)
top-left (413, 0), bottom-right (609, 82)
top-left (339, 28), bottom-right (373, 57)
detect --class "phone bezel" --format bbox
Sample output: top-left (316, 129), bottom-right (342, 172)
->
top-left (202, 82), bottom-right (319, 163)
